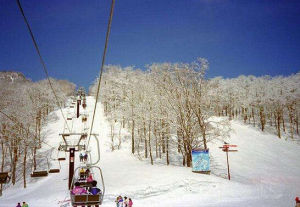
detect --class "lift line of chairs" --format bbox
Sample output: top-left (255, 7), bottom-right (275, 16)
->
top-left (0, 154), bottom-right (66, 183)
top-left (31, 156), bottom-right (65, 178)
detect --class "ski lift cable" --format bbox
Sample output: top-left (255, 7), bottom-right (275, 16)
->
top-left (16, 0), bottom-right (71, 133)
top-left (87, 0), bottom-right (116, 147)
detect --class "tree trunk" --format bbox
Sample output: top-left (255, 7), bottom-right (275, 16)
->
top-left (276, 112), bottom-right (281, 138)
top-left (12, 143), bottom-right (18, 185)
top-left (259, 107), bottom-right (265, 131)
top-left (148, 120), bottom-right (153, 165)
top-left (118, 124), bottom-right (122, 149)
top-left (131, 119), bottom-right (135, 154)
top-left (161, 120), bottom-right (165, 153)
top-left (144, 121), bottom-right (147, 158)
top-left (0, 140), bottom-right (6, 196)
top-left (282, 111), bottom-right (286, 133)
top-left (23, 144), bottom-right (27, 188)
top-left (110, 124), bottom-right (115, 151)
top-left (295, 114), bottom-right (299, 135)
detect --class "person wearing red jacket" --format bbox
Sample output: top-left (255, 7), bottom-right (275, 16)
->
top-left (296, 197), bottom-right (300, 207)
top-left (128, 198), bottom-right (133, 207)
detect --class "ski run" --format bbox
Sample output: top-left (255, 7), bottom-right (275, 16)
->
top-left (0, 96), bottom-right (299, 207)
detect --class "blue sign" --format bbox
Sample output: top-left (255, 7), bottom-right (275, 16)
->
top-left (192, 149), bottom-right (210, 172)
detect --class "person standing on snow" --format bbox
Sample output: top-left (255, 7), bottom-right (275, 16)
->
top-left (124, 196), bottom-right (129, 207)
top-left (115, 195), bottom-right (123, 207)
top-left (22, 202), bottom-right (29, 207)
top-left (16, 203), bottom-right (21, 207)
top-left (128, 198), bottom-right (133, 207)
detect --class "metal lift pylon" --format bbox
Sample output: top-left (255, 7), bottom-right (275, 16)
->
top-left (58, 132), bottom-right (99, 189)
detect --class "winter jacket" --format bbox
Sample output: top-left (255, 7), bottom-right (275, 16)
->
top-left (118, 198), bottom-right (124, 207)
top-left (128, 200), bottom-right (133, 207)
top-left (72, 186), bottom-right (87, 195)
top-left (124, 199), bottom-right (129, 207)
top-left (87, 175), bottom-right (93, 182)
top-left (16, 204), bottom-right (21, 207)
top-left (89, 187), bottom-right (101, 195)
top-left (22, 204), bottom-right (28, 207)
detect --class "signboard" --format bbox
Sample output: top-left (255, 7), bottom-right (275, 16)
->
top-left (192, 149), bottom-right (210, 173)
top-left (219, 143), bottom-right (238, 180)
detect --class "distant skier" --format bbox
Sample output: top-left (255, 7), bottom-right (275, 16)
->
top-left (124, 196), bottom-right (129, 207)
top-left (79, 153), bottom-right (84, 162)
top-left (22, 202), bottom-right (29, 207)
top-left (84, 153), bottom-right (88, 162)
top-left (16, 203), bottom-right (21, 207)
top-left (128, 198), bottom-right (133, 207)
top-left (115, 195), bottom-right (123, 207)
top-left (296, 197), bottom-right (300, 207)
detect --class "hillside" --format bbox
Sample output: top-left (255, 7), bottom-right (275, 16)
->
top-left (0, 71), bottom-right (29, 83)
top-left (0, 97), bottom-right (299, 207)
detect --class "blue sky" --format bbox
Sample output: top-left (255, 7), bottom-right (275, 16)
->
top-left (1, 0), bottom-right (300, 88)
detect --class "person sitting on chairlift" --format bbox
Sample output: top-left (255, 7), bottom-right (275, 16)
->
top-left (72, 182), bottom-right (87, 195)
top-left (88, 180), bottom-right (101, 195)
top-left (79, 168), bottom-right (85, 180)
top-left (79, 153), bottom-right (84, 162)
top-left (87, 173), bottom-right (93, 183)
top-left (84, 153), bottom-right (88, 162)
top-left (85, 168), bottom-right (90, 177)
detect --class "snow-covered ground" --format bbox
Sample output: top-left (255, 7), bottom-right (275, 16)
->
top-left (1, 97), bottom-right (299, 207)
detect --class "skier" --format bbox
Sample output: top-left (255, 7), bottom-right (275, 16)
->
top-left (71, 182), bottom-right (87, 195)
top-left (128, 198), bottom-right (133, 207)
top-left (87, 173), bottom-right (93, 182)
top-left (22, 202), bottom-right (29, 207)
top-left (296, 197), bottom-right (300, 207)
top-left (88, 180), bottom-right (101, 195)
top-left (124, 196), bottom-right (129, 207)
top-left (85, 168), bottom-right (90, 177)
top-left (79, 153), bottom-right (83, 162)
top-left (16, 203), bottom-right (21, 207)
top-left (79, 168), bottom-right (85, 180)
top-left (84, 153), bottom-right (88, 162)
top-left (115, 196), bottom-right (123, 207)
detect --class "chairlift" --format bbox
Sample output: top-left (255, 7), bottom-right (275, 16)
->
top-left (58, 133), bottom-right (88, 152)
top-left (49, 169), bottom-right (60, 173)
top-left (31, 170), bottom-right (48, 177)
top-left (48, 157), bottom-right (61, 174)
top-left (70, 166), bottom-right (105, 207)
top-left (0, 172), bottom-right (11, 184)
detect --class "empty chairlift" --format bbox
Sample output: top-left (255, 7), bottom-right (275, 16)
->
top-left (0, 172), bottom-right (10, 184)
top-left (31, 170), bottom-right (48, 177)
top-left (48, 158), bottom-right (61, 174)
top-left (30, 156), bottom-right (49, 178)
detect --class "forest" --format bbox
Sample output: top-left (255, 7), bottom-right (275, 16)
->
top-left (0, 72), bottom-right (75, 194)
top-left (0, 60), bottom-right (299, 192)
top-left (89, 58), bottom-right (300, 167)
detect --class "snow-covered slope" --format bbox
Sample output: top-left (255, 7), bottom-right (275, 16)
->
top-left (1, 97), bottom-right (299, 207)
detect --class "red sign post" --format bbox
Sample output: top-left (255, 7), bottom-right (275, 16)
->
top-left (219, 144), bottom-right (238, 180)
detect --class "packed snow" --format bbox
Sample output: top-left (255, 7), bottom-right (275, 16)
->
top-left (0, 97), bottom-right (299, 207)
